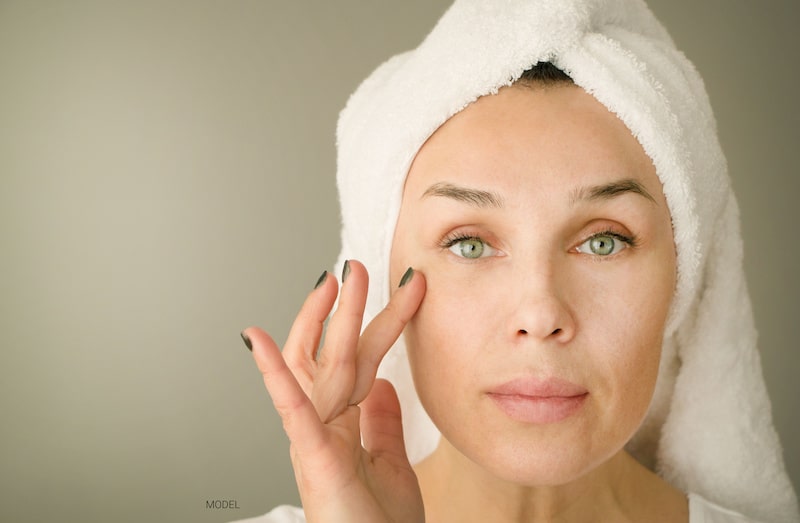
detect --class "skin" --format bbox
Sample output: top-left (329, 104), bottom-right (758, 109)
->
top-left (246, 82), bottom-right (685, 523)
top-left (389, 84), bottom-right (684, 522)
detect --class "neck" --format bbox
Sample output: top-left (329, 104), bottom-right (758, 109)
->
top-left (413, 439), bottom-right (687, 523)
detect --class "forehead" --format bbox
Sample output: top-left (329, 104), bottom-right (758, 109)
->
top-left (404, 85), bottom-right (664, 206)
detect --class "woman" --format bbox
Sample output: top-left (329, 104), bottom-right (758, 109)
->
top-left (239, 1), bottom-right (798, 521)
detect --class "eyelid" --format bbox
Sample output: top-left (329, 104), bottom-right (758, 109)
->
top-left (577, 221), bottom-right (639, 246)
top-left (439, 226), bottom-right (493, 248)
top-left (439, 229), bottom-right (503, 259)
top-left (574, 229), bottom-right (638, 257)
top-left (441, 233), bottom-right (492, 249)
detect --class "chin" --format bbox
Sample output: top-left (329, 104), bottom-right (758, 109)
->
top-left (443, 421), bottom-right (626, 488)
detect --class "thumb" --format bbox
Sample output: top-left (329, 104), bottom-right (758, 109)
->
top-left (360, 379), bottom-right (411, 466)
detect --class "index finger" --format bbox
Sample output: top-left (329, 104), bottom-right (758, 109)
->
top-left (242, 327), bottom-right (328, 452)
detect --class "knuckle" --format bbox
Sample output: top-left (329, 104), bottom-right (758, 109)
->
top-left (272, 392), bottom-right (311, 431)
top-left (315, 349), bottom-right (346, 370)
top-left (382, 299), bottom-right (409, 329)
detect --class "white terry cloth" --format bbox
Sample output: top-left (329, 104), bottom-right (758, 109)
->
top-left (332, 1), bottom-right (798, 522)
top-left (688, 493), bottom-right (765, 523)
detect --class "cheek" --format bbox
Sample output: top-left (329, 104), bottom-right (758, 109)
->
top-left (403, 268), bottom-right (507, 424)
top-left (582, 257), bottom-right (674, 424)
top-left (405, 274), bottom-right (489, 379)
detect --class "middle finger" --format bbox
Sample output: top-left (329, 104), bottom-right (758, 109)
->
top-left (312, 259), bottom-right (368, 422)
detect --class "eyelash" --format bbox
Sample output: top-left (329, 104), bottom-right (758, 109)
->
top-left (586, 229), bottom-right (639, 248)
top-left (439, 232), bottom-right (493, 253)
top-left (438, 229), bottom-right (639, 256)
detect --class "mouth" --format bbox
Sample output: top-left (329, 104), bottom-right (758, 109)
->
top-left (486, 377), bottom-right (589, 424)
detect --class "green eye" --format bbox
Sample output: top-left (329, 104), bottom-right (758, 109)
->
top-left (453, 238), bottom-right (484, 258)
top-left (447, 237), bottom-right (497, 259)
top-left (577, 233), bottom-right (628, 256)
top-left (590, 235), bottom-right (615, 255)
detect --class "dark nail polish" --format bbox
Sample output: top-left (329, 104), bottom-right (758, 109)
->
top-left (314, 270), bottom-right (327, 289)
top-left (399, 267), bottom-right (414, 288)
top-left (240, 332), bottom-right (253, 352)
top-left (341, 260), bottom-right (351, 283)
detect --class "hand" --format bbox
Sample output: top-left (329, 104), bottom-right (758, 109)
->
top-left (242, 260), bottom-right (427, 523)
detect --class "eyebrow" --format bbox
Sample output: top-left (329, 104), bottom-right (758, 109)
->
top-left (421, 178), bottom-right (656, 208)
top-left (421, 182), bottom-right (504, 208)
top-left (569, 178), bottom-right (657, 206)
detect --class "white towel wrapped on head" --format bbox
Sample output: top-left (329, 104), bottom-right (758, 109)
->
top-left (333, 1), bottom-right (798, 522)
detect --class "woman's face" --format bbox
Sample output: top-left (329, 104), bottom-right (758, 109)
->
top-left (389, 84), bottom-right (676, 485)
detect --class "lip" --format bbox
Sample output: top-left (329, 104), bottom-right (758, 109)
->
top-left (487, 377), bottom-right (589, 424)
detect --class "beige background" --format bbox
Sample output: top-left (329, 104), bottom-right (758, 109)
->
top-left (0, 1), bottom-right (797, 521)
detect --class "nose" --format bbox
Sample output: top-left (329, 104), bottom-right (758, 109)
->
top-left (509, 267), bottom-right (576, 344)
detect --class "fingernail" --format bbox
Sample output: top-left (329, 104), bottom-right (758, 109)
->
top-left (314, 270), bottom-right (327, 289)
top-left (341, 260), bottom-right (351, 283)
top-left (240, 331), bottom-right (253, 352)
top-left (399, 267), bottom-right (414, 287)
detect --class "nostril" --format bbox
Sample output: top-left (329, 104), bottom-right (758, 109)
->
top-left (518, 329), bottom-right (528, 335)
top-left (552, 328), bottom-right (562, 335)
